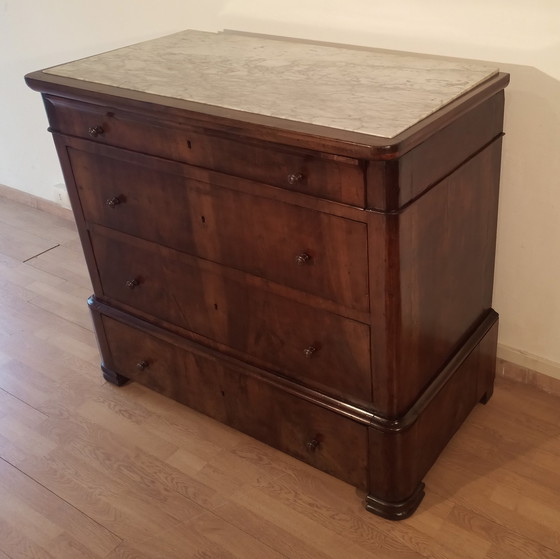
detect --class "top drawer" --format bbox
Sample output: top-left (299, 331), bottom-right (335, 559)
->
top-left (45, 96), bottom-right (365, 206)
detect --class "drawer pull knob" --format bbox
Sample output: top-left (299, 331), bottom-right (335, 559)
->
top-left (303, 345), bottom-right (317, 359)
top-left (125, 279), bottom-right (139, 289)
top-left (287, 173), bottom-right (304, 185)
top-left (88, 125), bottom-right (104, 138)
top-left (296, 252), bottom-right (311, 266)
top-left (136, 360), bottom-right (148, 371)
top-left (306, 439), bottom-right (319, 452)
top-left (105, 197), bottom-right (121, 208)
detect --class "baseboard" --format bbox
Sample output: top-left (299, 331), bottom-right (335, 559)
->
top-left (0, 183), bottom-right (73, 221)
top-left (497, 343), bottom-right (560, 397)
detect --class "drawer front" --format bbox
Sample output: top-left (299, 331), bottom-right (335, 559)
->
top-left (46, 96), bottom-right (364, 206)
top-left (91, 229), bottom-right (371, 403)
top-left (70, 147), bottom-right (369, 312)
top-left (101, 315), bottom-right (369, 489)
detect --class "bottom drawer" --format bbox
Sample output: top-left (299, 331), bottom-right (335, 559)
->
top-left (101, 314), bottom-right (369, 489)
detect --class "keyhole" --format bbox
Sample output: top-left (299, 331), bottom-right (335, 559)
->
top-left (187, 140), bottom-right (192, 149)
top-left (201, 215), bottom-right (206, 224)
top-left (214, 303), bottom-right (218, 310)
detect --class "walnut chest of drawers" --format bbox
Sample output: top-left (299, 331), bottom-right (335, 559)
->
top-left (26, 30), bottom-right (509, 520)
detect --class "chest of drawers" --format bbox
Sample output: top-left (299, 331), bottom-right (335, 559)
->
top-left (26, 30), bottom-right (509, 519)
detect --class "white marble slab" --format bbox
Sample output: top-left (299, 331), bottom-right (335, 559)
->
top-left (44, 30), bottom-right (498, 139)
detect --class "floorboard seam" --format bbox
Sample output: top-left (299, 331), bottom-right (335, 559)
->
top-left (22, 244), bottom-right (60, 263)
top-left (0, 455), bottom-right (124, 544)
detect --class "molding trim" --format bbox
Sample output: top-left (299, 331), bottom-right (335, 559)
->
top-left (365, 482), bottom-right (425, 521)
top-left (0, 183), bottom-right (73, 221)
top-left (497, 343), bottom-right (560, 397)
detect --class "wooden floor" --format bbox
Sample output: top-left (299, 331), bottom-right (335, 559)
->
top-left (0, 196), bottom-right (559, 559)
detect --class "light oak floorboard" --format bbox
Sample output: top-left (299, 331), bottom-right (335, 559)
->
top-left (0, 198), bottom-right (559, 559)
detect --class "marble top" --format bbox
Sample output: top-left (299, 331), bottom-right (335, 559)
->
top-left (44, 30), bottom-right (498, 139)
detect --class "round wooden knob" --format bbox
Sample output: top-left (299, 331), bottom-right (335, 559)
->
top-left (125, 279), bottom-right (139, 289)
top-left (303, 345), bottom-right (317, 359)
top-left (295, 253), bottom-right (311, 266)
top-left (136, 360), bottom-right (148, 371)
top-left (287, 173), bottom-right (304, 185)
top-left (88, 125), bottom-right (104, 138)
top-left (105, 197), bottom-right (121, 209)
top-left (306, 439), bottom-right (319, 452)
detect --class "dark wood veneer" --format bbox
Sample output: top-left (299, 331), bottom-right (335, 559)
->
top-left (26, 40), bottom-right (508, 519)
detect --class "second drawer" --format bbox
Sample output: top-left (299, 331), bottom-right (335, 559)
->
top-left (91, 228), bottom-right (372, 403)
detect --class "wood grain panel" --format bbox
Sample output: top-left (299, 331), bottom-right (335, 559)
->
top-left (370, 139), bottom-right (502, 417)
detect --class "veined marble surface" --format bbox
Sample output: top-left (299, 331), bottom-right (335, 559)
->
top-left (45, 30), bottom-right (498, 139)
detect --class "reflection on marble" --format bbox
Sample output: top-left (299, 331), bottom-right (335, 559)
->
top-left (45, 30), bottom-right (498, 139)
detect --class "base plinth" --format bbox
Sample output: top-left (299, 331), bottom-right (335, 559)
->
top-left (365, 482), bottom-right (425, 521)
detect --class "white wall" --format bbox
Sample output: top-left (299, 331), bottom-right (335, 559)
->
top-left (0, 0), bottom-right (227, 200)
top-left (3, 0), bottom-right (560, 379)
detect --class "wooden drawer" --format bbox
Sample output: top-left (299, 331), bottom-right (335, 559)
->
top-left (91, 228), bottom-right (371, 403)
top-left (70, 146), bottom-right (369, 312)
top-left (101, 315), bottom-right (369, 489)
top-left (46, 96), bottom-right (364, 206)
